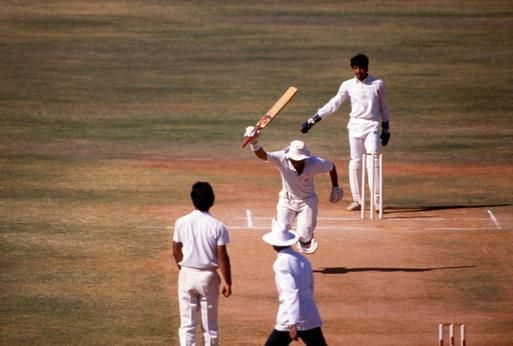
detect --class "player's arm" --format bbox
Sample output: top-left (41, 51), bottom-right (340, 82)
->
top-left (243, 126), bottom-right (267, 161)
top-left (217, 245), bottom-right (232, 297)
top-left (172, 241), bottom-right (183, 270)
top-left (380, 121), bottom-right (390, 146)
top-left (301, 84), bottom-right (348, 133)
top-left (289, 324), bottom-right (299, 341)
top-left (300, 113), bottom-right (322, 133)
top-left (379, 80), bottom-right (391, 146)
top-left (329, 163), bottom-right (339, 188)
top-left (328, 162), bottom-right (344, 203)
top-left (253, 146), bottom-right (267, 161)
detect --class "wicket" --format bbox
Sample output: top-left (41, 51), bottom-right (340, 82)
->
top-left (438, 323), bottom-right (466, 346)
top-left (360, 153), bottom-right (383, 220)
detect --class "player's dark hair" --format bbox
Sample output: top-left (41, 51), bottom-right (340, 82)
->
top-left (350, 53), bottom-right (369, 69)
top-left (191, 181), bottom-right (215, 212)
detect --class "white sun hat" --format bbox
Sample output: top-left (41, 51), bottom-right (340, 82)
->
top-left (285, 140), bottom-right (311, 161)
top-left (262, 219), bottom-right (299, 247)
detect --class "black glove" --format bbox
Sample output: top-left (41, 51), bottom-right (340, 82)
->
top-left (300, 114), bottom-right (322, 134)
top-left (380, 121), bottom-right (390, 146)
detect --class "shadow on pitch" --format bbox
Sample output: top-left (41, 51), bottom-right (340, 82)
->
top-left (382, 203), bottom-right (512, 217)
top-left (313, 265), bottom-right (475, 275)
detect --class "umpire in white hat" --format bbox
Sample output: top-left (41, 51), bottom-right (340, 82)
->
top-left (263, 219), bottom-right (327, 346)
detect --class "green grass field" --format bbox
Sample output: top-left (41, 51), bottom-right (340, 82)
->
top-left (1, 1), bottom-right (513, 344)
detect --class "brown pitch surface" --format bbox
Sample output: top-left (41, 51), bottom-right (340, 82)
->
top-left (155, 160), bottom-right (513, 346)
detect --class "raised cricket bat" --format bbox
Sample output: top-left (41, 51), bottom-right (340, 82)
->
top-left (241, 86), bottom-right (298, 148)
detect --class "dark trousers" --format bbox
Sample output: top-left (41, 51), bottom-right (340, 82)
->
top-left (265, 327), bottom-right (327, 346)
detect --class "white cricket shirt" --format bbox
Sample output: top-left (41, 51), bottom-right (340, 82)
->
top-left (173, 210), bottom-right (230, 270)
top-left (317, 75), bottom-right (390, 137)
top-left (266, 150), bottom-right (333, 200)
top-left (273, 247), bottom-right (322, 331)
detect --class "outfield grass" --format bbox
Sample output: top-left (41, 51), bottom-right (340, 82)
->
top-left (1, 1), bottom-right (513, 344)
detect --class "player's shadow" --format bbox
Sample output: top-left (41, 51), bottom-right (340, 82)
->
top-left (313, 265), bottom-right (474, 275)
top-left (385, 203), bottom-right (511, 214)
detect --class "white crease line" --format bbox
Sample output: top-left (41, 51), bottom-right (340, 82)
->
top-left (139, 226), bottom-right (365, 231)
top-left (242, 217), bottom-right (492, 222)
top-left (316, 226), bottom-right (366, 230)
top-left (385, 218), bottom-right (446, 221)
top-left (138, 226), bottom-right (173, 230)
top-left (249, 216), bottom-right (435, 221)
top-left (245, 209), bottom-right (254, 228)
top-left (428, 227), bottom-right (493, 231)
top-left (139, 211), bottom-right (506, 231)
top-left (227, 226), bottom-right (268, 230)
top-left (139, 225), bottom-right (498, 232)
top-left (227, 226), bottom-right (367, 231)
top-left (252, 216), bottom-right (357, 220)
top-left (487, 210), bottom-right (502, 230)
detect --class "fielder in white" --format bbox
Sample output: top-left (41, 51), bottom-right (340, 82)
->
top-left (244, 127), bottom-right (343, 254)
top-left (172, 182), bottom-right (232, 346)
top-left (301, 53), bottom-right (391, 212)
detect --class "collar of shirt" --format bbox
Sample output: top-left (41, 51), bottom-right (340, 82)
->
top-left (277, 247), bottom-right (296, 257)
top-left (193, 209), bottom-right (209, 214)
top-left (355, 75), bottom-right (374, 84)
top-left (192, 209), bottom-right (210, 216)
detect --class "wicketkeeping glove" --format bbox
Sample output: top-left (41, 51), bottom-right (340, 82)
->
top-left (380, 121), bottom-right (390, 146)
top-left (300, 114), bottom-right (322, 134)
top-left (329, 187), bottom-right (344, 203)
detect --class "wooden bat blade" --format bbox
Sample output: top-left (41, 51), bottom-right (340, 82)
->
top-left (241, 86), bottom-right (298, 148)
top-left (257, 86), bottom-right (298, 129)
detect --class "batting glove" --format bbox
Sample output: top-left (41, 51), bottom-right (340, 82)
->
top-left (300, 114), bottom-right (321, 134)
top-left (244, 126), bottom-right (262, 151)
top-left (244, 126), bottom-right (259, 144)
top-left (380, 121), bottom-right (390, 146)
top-left (329, 186), bottom-right (344, 203)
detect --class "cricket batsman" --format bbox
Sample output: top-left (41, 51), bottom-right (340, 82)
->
top-left (243, 127), bottom-right (343, 254)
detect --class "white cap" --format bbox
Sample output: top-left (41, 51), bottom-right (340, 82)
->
top-left (285, 140), bottom-right (311, 161)
top-left (262, 219), bottom-right (299, 247)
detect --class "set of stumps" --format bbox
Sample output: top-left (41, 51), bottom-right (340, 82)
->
top-left (439, 323), bottom-right (466, 346)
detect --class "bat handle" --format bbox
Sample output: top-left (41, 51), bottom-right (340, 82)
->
top-left (240, 136), bottom-right (252, 148)
top-left (241, 125), bottom-right (262, 148)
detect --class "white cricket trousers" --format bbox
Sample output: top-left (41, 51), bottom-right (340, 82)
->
top-left (348, 130), bottom-right (381, 203)
top-left (178, 267), bottom-right (220, 346)
top-left (276, 194), bottom-right (318, 243)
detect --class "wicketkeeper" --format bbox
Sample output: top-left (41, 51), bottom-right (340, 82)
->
top-left (301, 53), bottom-right (390, 212)
top-left (243, 126), bottom-right (343, 254)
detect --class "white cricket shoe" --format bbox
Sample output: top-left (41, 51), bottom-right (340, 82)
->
top-left (346, 201), bottom-right (361, 211)
top-left (297, 238), bottom-right (318, 254)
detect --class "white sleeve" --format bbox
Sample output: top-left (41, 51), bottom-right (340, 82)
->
top-left (311, 156), bottom-right (334, 175)
top-left (378, 80), bottom-right (390, 122)
top-left (172, 219), bottom-right (181, 243)
top-left (217, 224), bottom-right (230, 246)
top-left (317, 82), bottom-right (349, 118)
top-left (266, 150), bottom-right (284, 166)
